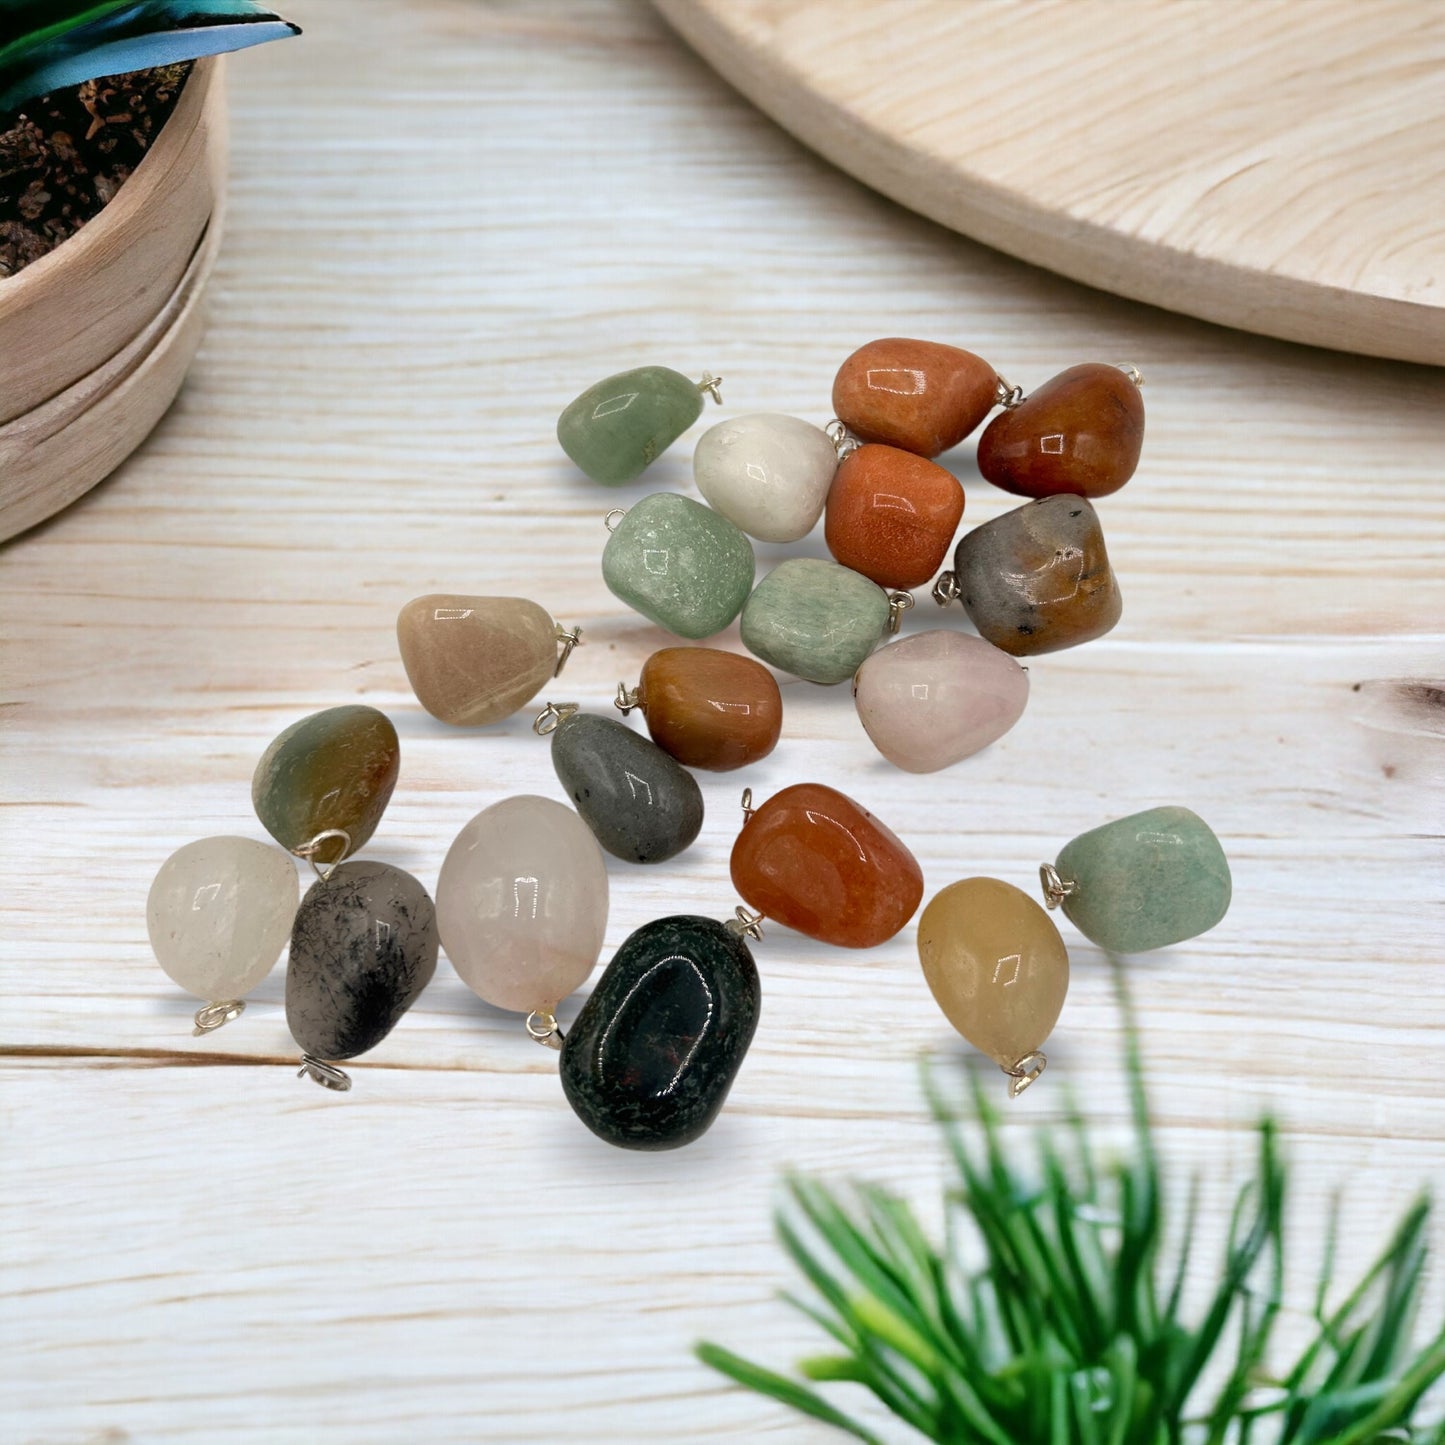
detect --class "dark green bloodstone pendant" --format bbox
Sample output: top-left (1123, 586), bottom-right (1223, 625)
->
top-left (559, 915), bottom-right (760, 1150)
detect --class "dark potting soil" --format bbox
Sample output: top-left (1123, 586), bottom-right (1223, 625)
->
top-left (0, 61), bottom-right (192, 279)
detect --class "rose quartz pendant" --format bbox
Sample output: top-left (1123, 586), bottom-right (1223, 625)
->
top-left (436, 795), bottom-right (609, 1018)
top-left (853, 630), bottom-right (1028, 772)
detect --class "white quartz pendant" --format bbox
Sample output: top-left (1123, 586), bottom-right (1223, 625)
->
top-left (436, 794), bottom-right (609, 1014)
top-left (147, 836), bottom-right (299, 1004)
top-left (693, 412), bottom-right (837, 543)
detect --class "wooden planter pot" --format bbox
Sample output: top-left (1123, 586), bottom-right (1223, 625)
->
top-left (0, 56), bottom-right (226, 543)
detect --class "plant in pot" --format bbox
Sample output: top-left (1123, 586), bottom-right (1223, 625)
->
top-left (0, 1), bottom-right (300, 541)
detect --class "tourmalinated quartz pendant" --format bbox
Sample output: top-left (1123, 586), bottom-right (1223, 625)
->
top-left (436, 795), bottom-right (608, 1014)
top-left (853, 630), bottom-right (1028, 772)
top-left (396, 595), bottom-right (578, 727)
top-left (286, 860), bottom-right (438, 1070)
top-left (602, 491), bottom-right (756, 640)
top-left (824, 443), bottom-right (965, 590)
top-left (944, 495), bottom-right (1121, 656)
top-left (252, 705), bottom-right (399, 865)
top-left (147, 836), bottom-right (298, 1023)
top-left (740, 557), bottom-right (889, 685)
top-left (977, 363), bottom-right (1144, 499)
top-left (693, 412), bottom-right (838, 542)
top-left (730, 782), bottom-right (923, 949)
top-left (832, 337), bottom-right (998, 458)
top-left (557, 365), bottom-right (717, 484)
top-left (916, 877), bottom-right (1069, 1093)
top-left (1046, 805), bottom-right (1231, 953)
top-left (623, 646), bottom-right (782, 772)
top-left (559, 915), bottom-right (760, 1150)
top-left (546, 708), bottom-right (703, 864)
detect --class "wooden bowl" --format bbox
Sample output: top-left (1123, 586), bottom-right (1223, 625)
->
top-left (0, 57), bottom-right (226, 542)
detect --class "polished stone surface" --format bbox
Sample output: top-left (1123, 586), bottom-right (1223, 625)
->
top-left (693, 412), bottom-right (837, 542)
top-left (602, 491), bottom-right (755, 640)
top-left (551, 711), bottom-right (704, 864)
top-left (739, 557), bottom-right (888, 685)
top-left (952, 495), bottom-right (1121, 655)
top-left (286, 860), bottom-right (439, 1061)
top-left (978, 363), bottom-right (1145, 499)
top-left (252, 705), bottom-right (399, 864)
top-left (853, 630), bottom-right (1028, 772)
top-left (730, 782), bottom-right (923, 948)
top-left (916, 877), bottom-right (1069, 1069)
top-left (436, 795), bottom-right (609, 1013)
top-left (397, 595), bottom-right (557, 727)
top-left (147, 836), bottom-right (299, 1001)
top-left (832, 337), bottom-right (998, 457)
top-left (556, 365), bottom-right (703, 484)
top-left (560, 915), bottom-right (760, 1151)
top-left (1055, 805), bottom-right (1231, 953)
top-left (636, 646), bottom-right (782, 772)
top-left (824, 443), bottom-right (965, 589)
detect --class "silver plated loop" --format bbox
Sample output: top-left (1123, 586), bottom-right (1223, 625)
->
top-left (615, 682), bottom-right (641, 715)
top-left (886, 591), bottom-right (914, 634)
top-left (533, 701), bottom-right (579, 736)
top-left (725, 905), bottom-right (765, 943)
top-left (604, 508), bottom-right (627, 532)
top-left (1005, 1051), bottom-right (1047, 1099)
top-left (193, 999), bottom-right (245, 1036)
top-left (526, 1009), bottom-right (565, 1050)
top-left (554, 624), bottom-right (583, 678)
top-left (1039, 862), bottom-right (1078, 911)
top-left (932, 571), bottom-right (961, 607)
top-left (825, 419), bottom-right (860, 460)
top-left (994, 374), bottom-right (1025, 409)
top-left (295, 828), bottom-right (352, 882)
top-left (298, 1055), bottom-right (352, 1091)
top-left (1116, 364), bottom-right (1145, 388)
top-left (740, 787), bottom-right (755, 823)
top-left (695, 372), bottom-right (724, 405)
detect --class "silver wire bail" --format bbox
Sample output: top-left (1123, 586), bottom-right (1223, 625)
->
top-left (298, 1055), bottom-right (352, 1091)
top-left (526, 1009), bottom-right (565, 1051)
top-left (740, 787), bottom-right (755, 822)
top-left (1116, 364), bottom-right (1145, 388)
top-left (295, 828), bottom-right (352, 882)
top-left (554, 624), bottom-right (583, 677)
top-left (886, 591), bottom-right (914, 634)
top-left (1039, 863), bottom-right (1078, 910)
top-left (193, 999), bottom-right (245, 1036)
top-left (615, 682), bottom-right (641, 715)
top-left (725, 905), bottom-right (765, 942)
top-left (995, 374), bottom-right (1025, 409)
top-left (533, 701), bottom-right (580, 736)
top-left (604, 508), bottom-right (626, 532)
top-left (696, 372), bottom-right (724, 405)
top-left (1005, 1051), bottom-right (1047, 1099)
top-left (932, 571), bottom-right (961, 607)
top-left (825, 419), bottom-right (860, 460)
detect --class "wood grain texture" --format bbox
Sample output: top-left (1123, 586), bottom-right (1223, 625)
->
top-left (2, 2), bottom-right (1444, 1440)
top-left (653, 0), bottom-right (1445, 365)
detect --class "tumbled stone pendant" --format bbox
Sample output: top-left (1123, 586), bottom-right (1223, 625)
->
top-left (694, 412), bottom-right (838, 542)
top-left (616, 646), bottom-right (782, 772)
top-left (1042, 805), bottom-right (1231, 953)
top-left (558, 365), bottom-right (722, 484)
top-left (977, 363), bottom-right (1145, 499)
top-left (602, 492), bottom-right (756, 640)
top-left (832, 337), bottom-right (999, 458)
top-left (147, 835), bottom-right (299, 1034)
top-left (536, 703), bottom-right (704, 864)
top-left (916, 877), bottom-right (1069, 1095)
top-left (935, 495), bottom-right (1122, 656)
top-left (740, 557), bottom-right (897, 686)
top-left (824, 443), bottom-right (965, 591)
top-left (286, 859), bottom-right (439, 1089)
top-left (252, 705), bottom-right (400, 868)
top-left (853, 630), bottom-right (1029, 773)
top-left (396, 595), bottom-right (582, 727)
top-left (730, 782), bottom-right (923, 949)
top-left (436, 794), bottom-right (608, 1019)
top-left (559, 914), bottom-right (760, 1150)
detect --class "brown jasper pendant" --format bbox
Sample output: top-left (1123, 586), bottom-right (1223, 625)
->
top-left (623, 646), bottom-right (782, 772)
top-left (832, 337), bottom-right (998, 458)
top-left (730, 782), bottom-right (923, 949)
top-left (916, 877), bottom-right (1069, 1095)
top-left (824, 444), bottom-right (965, 591)
top-left (944, 495), bottom-right (1121, 656)
top-left (977, 363), bottom-right (1145, 499)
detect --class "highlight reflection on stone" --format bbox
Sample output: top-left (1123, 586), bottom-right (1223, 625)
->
top-left (436, 795), bottom-right (608, 1013)
top-left (560, 915), bottom-right (760, 1150)
top-left (147, 835), bottom-right (298, 1001)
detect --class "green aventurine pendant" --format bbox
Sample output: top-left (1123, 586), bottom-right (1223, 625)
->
top-left (558, 366), bottom-right (723, 484)
top-left (1042, 805), bottom-right (1231, 953)
top-left (601, 492), bottom-right (756, 640)
top-left (559, 914), bottom-right (760, 1150)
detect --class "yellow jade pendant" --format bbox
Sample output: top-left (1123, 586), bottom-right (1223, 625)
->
top-left (916, 877), bottom-right (1070, 1096)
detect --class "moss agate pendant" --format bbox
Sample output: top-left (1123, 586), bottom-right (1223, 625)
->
top-left (1044, 805), bottom-right (1231, 953)
top-left (560, 915), bottom-right (760, 1150)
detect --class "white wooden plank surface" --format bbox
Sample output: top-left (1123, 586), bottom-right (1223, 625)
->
top-left (3, 2), bottom-right (1444, 1441)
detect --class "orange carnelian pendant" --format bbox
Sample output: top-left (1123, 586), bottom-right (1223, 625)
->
top-left (729, 783), bottom-right (924, 949)
top-left (916, 877), bottom-right (1070, 1096)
